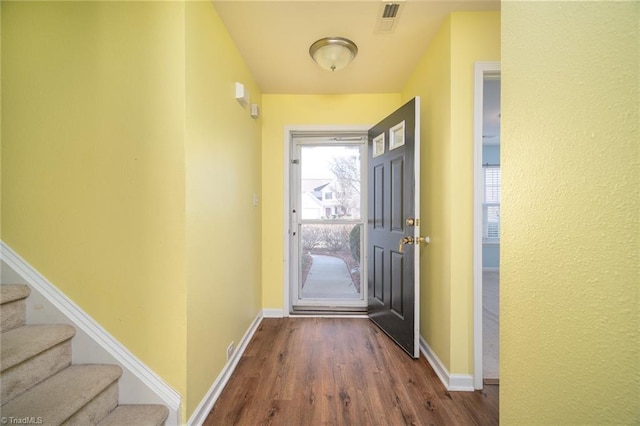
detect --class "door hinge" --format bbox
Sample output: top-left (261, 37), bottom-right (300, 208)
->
top-left (291, 159), bottom-right (299, 164)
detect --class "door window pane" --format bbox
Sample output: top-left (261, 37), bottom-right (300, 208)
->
top-left (300, 146), bottom-right (361, 220)
top-left (373, 133), bottom-right (385, 157)
top-left (390, 120), bottom-right (405, 150)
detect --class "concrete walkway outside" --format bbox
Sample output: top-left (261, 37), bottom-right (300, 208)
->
top-left (302, 254), bottom-right (360, 299)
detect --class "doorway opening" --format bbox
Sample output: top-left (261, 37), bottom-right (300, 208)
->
top-left (283, 99), bottom-right (421, 356)
top-left (474, 62), bottom-right (501, 388)
top-left (288, 131), bottom-right (368, 314)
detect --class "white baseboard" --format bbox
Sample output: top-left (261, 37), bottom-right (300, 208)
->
top-left (1, 242), bottom-right (182, 425)
top-left (262, 308), bottom-right (284, 318)
top-left (419, 336), bottom-right (474, 392)
top-left (188, 311), bottom-right (263, 426)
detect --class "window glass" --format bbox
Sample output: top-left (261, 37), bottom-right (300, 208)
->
top-left (483, 166), bottom-right (501, 241)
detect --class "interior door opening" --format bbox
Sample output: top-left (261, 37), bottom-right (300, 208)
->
top-left (289, 133), bottom-right (368, 313)
top-left (473, 62), bottom-right (501, 388)
top-left (481, 74), bottom-right (500, 384)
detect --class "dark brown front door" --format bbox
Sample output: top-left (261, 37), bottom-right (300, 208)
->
top-left (367, 97), bottom-right (421, 358)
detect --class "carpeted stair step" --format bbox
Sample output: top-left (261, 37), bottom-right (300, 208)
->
top-left (98, 404), bottom-right (170, 426)
top-left (1, 324), bottom-right (76, 404)
top-left (1, 364), bottom-right (122, 425)
top-left (0, 284), bottom-right (31, 332)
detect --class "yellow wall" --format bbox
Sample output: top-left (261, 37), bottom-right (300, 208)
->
top-left (402, 11), bottom-right (500, 374)
top-left (7, 2), bottom-right (637, 423)
top-left (402, 17), bottom-right (453, 370)
top-left (1, 0), bottom-right (188, 398)
top-left (2, 1), bottom-right (265, 421)
top-left (185, 1), bottom-right (262, 418)
top-left (501, 2), bottom-right (639, 423)
top-left (261, 94), bottom-right (401, 309)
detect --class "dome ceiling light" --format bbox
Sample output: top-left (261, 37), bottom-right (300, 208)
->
top-left (309, 37), bottom-right (358, 72)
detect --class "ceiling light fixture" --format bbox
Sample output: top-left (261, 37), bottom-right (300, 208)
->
top-left (309, 37), bottom-right (358, 72)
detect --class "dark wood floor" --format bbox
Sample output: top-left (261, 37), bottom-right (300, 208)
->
top-left (204, 318), bottom-right (498, 426)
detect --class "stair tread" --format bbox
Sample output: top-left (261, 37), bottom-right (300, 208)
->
top-left (1, 324), bottom-right (76, 372)
top-left (0, 284), bottom-right (30, 304)
top-left (1, 364), bottom-right (123, 424)
top-left (99, 405), bottom-right (169, 426)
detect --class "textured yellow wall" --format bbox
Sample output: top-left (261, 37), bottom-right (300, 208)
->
top-left (261, 94), bottom-right (401, 309)
top-left (501, 2), bottom-right (639, 423)
top-left (1, 0), bottom-right (187, 400)
top-left (401, 11), bottom-right (500, 374)
top-left (185, 1), bottom-right (262, 418)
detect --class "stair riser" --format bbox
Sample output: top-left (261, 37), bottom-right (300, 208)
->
top-left (62, 382), bottom-right (119, 426)
top-left (1, 341), bottom-right (72, 405)
top-left (1, 299), bottom-right (26, 332)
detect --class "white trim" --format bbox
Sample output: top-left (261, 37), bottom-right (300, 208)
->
top-left (262, 308), bottom-right (285, 318)
top-left (419, 336), bottom-right (474, 392)
top-left (448, 374), bottom-right (475, 391)
top-left (0, 241), bottom-right (182, 425)
top-left (188, 311), bottom-right (263, 426)
top-left (283, 126), bottom-right (292, 316)
top-left (473, 62), bottom-right (501, 390)
top-left (412, 97), bottom-right (421, 359)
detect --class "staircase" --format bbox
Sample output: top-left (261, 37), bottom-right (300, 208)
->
top-left (1, 284), bottom-right (169, 425)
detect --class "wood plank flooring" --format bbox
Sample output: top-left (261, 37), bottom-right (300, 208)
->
top-left (483, 270), bottom-right (499, 381)
top-left (204, 318), bottom-right (498, 426)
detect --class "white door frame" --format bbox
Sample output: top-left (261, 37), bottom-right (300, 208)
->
top-left (283, 125), bottom-right (370, 315)
top-left (473, 62), bottom-right (501, 389)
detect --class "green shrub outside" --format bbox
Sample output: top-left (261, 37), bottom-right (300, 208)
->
top-left (349, 224), bottom-right (360, 262)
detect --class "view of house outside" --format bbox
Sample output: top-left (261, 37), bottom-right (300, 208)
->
top-left (300, 145), bottom-right (361, 220)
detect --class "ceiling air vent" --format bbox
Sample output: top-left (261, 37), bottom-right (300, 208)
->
top-left (376, 2), bottom-right (402, 33)
top-left (382, 3), bottom-right (400, 18)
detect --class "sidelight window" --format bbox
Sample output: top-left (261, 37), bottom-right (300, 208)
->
top-left (483, 166), bottom-right (501, 242)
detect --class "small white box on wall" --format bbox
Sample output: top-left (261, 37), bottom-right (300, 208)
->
top-left (235, 82), bottom-right (249, 106)
top-left (250, 104), bottom-right (260, 119)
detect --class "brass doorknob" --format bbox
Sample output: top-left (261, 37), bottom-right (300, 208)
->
top-left (399, 236), bottom-right (414, 252)
top-left (415, 236), bottom-right (430, 244)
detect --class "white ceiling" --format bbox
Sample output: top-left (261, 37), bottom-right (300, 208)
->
top-left (212, 1), bottom-right (500, 94)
